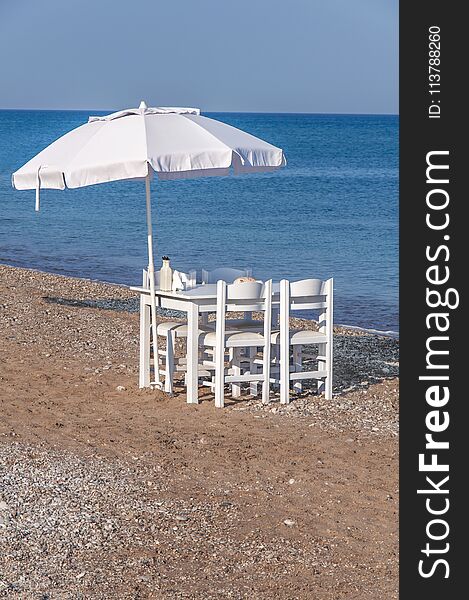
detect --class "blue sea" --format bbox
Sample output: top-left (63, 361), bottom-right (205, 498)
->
top-left (0, 110), bottom-right (398, 333)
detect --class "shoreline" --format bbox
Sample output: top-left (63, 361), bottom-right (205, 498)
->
top-left (0, 261), bottom-right (399, 338)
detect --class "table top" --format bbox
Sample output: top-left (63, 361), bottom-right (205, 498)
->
top-left (130, 283), bottom-right (218, 300)
top-left (130, 282), bottom-right (281, 300)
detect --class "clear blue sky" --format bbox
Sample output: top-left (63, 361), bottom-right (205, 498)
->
top-left (0, 0), bottom-right (398, 114)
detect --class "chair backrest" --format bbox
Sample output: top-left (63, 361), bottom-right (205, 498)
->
top-left (143, 269), bottom-right (160, 288)
top-left (290, 278), bottom-right (325, 298)
top-left (289, 278), bottom-right (329, 310)
top-left (142, 268), bottom-right (196, 290)
top-left (226, 280), bottom-right (264, 301)
top-left (216, 279), bottom-right (272, 340)
top-left (280, 278), bottom-right (333, 334)
top-left (202, 267), bottom-right (252, 284)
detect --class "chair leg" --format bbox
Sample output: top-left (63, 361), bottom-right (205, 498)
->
top-left (164, 331), bottom-right (175, 394)
top-left (325, 341), bottom-right (333, 400)
top-left (271, 344), bottom-right (280, 390)
top-left (293, 345), bottom-right (302, 393)
top-left (280, 343), bottom-right (290, 405)
top-left (318, 342), bottom-right (326, 395)
top-left (262, 344), bottom-right (271, 405)
top-left (325, 374), bottom-right (332, 400)
top-left (231, 348), bottom-right (241, 398)
top-left (214, 346), bottom-right (225, 408)
top-left (249, 346), bottom-right (259, 396)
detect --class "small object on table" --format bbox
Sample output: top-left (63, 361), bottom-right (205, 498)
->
top-left (160, 256), bottom-right (173, 291)
top-left (172, 270), bottom-right (189, 292)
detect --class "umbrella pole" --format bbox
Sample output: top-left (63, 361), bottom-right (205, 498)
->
top-left (145, 173), bottom-right (162, 388)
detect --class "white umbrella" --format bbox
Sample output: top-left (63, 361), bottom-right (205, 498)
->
top-left (12, 101), bottom-right (286, 387)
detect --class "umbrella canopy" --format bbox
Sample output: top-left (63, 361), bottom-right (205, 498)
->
top-left (12, 101), bottom-right (285, 192)
top-left (11, 101), bottom-right (286, 390)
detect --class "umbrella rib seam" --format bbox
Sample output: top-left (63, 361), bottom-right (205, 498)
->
top-left (180, 114), bottom-right (243, 167)
top-left (60, 123), bottom-right (107, 189)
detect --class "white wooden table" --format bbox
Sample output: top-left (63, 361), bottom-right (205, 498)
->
top-left (131, 284), bottom-right (219, 404)
top-left (131, 283), bottom-right (280, 405)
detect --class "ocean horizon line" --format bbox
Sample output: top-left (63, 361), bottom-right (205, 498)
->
top-left (0, 107), bottom-right (399, 118)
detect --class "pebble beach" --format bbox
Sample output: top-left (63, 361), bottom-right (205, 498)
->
top-left (0, 264), bottom-right (399, 598)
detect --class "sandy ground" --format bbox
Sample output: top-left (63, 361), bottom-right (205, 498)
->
top-left (0, 265), bottom-right (398, 599)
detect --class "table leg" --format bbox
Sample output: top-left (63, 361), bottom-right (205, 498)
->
top-left (139, 299), bottom-right (151, 388)
top-left (186, 302), bottom-right (199, 404)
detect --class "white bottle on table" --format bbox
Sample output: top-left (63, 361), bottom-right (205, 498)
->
top-left (159, 256), bottom-right (173, 291)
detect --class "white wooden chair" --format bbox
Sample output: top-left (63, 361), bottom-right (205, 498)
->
top-left (201, 280), bottom-right (273, 407)
top-left (272, 278), bottom-right (333, 403)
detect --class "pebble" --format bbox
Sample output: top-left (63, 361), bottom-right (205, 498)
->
top-left (116, 386), bottom-right (126, 392)
top-left (288, 479), bottom-right (295, 485)
top-left (283, 519), bottom-right (296, 527)
top-left (175, 515), bottom-right (189, 522)
top-left (0, 501), bottom-right (9, 511)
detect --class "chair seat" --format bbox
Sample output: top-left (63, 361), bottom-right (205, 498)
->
top-left (271, 329), bottom-right (328, 345)
top-left (205, 318), bottom-right (263, 332)
top-left (157, 321), bottom-right (211, 338)
top-left (203, 330), bottom-right (266, 348)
